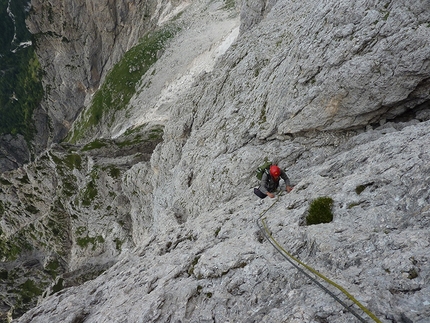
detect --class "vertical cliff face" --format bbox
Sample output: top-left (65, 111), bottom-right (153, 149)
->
top-left (1, 0), bottom-right (430, 322)
top-left (1, 0), bottom-right (181, 172)
top-left (26, 0), bottom-right (186, 142)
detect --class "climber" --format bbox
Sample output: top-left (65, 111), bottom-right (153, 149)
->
top-left (254, 165), bottom-right (293, 199)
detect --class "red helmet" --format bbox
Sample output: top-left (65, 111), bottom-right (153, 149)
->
top-left (270, 165), bottom-right (281, 177)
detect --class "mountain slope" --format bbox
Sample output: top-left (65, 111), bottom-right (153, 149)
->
top-left (2, 0), bottom-right (430, 322)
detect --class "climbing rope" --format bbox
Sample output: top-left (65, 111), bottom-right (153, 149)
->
top-left (256, 194), bottom-right (382, 323)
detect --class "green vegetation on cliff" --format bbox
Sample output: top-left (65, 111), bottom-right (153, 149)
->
top-left (0, 0), bottom-right (44, 141)
top-left (68, 27), bottom-right (177, 143)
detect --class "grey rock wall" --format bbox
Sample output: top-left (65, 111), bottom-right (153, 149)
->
top-left (209, 0), bottom-right (430, 139)
top-left (0, 137), bottom-right (149, 319)
top-left (14, 120), bottom-right (430, 323)
top-left (26, 0), bottom-right (185, 143)
top-left (0, 135), bottom-right (30, 172)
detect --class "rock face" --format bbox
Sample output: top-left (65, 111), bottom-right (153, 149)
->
top-left (25, 0), bottom-right (186, 143)
top-left (0, 0), bottom-right (170, 173)
top-left (1, 0), bottom-right (430, 322)
top-left (0, 125), bottom-right (163, 320)
top-left (0, 135), bottom-right (30, 172)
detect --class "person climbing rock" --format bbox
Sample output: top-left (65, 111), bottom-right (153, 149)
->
top-left (254, 164), bottom-right (293, 198)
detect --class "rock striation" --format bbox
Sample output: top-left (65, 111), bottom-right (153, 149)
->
top-left (1, 0), bottom-right (429, 322)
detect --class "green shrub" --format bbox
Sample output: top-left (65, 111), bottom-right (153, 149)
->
top-left (52, 278), bottom-right (64, 293)
top-left (108, 166), bottom-right (121, 179)
top-left (188, 256), bottom-right (201, 276)
top-left (19, 279), bottom-right (43, 304)
top-left (259, 105), bottom-right (267, 124)
top-left (306, 197), bottom-right (334, 225)
top-left (18, 174), bottom-right (30, 184)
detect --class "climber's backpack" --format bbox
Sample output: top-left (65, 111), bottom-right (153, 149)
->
top-left (256, 161), bottom-right (272, 180)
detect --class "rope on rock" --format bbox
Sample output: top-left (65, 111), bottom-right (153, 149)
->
top-left (256, 194), bottom-right (382, 323)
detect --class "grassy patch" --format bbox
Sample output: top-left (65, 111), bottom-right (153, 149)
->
top-left (355, 185), bottom-right (366, 195)
top-left (81, 180), bottom-right (98, 206)
top-left (63, 153), bottom-right (82, 170)
top-left (222, 0), bottom-right (236, 10)
top-left (81, 139), bottom-right (108, 151)
top-left (80, 169), bottom-right (99, 207)
top-left (0, 231), bottom-right (33, 261)
top-left (62, 175), bottom-right (78, 197)
top-left (0, 268), bottom-right (8, 280)
top-left (75, 224), bottom-right (105, 250)
top-left (10, 278), bottom-right (47, 319)
top-left (382, 11), bottom-right (389, 21)
top-left (115, 134), bottom-right (144, 148)
top-left (148, 126), bottom-right (164, 140)
top-left (408, 268), bottom-right (418, 279)
top-left (76, 235), bottom-right (105, 250)
top-left (214, 227), bottom-right (221, 237)
top-left (306, 197), bottom-right (334, 225)
top-left (49, 152), bottom-right (80, 197)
